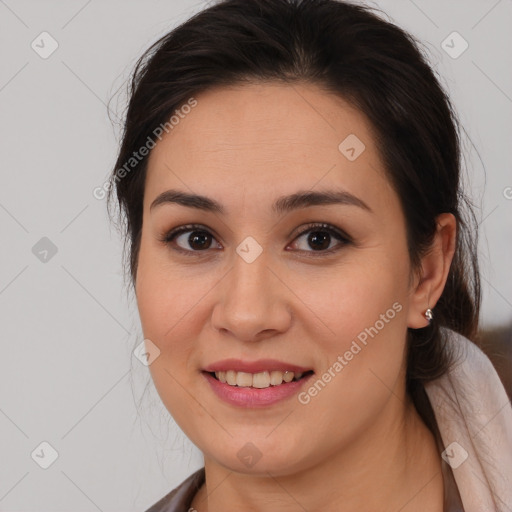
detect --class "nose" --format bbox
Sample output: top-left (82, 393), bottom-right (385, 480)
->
top-left (211, 247), bottom-right (292, 342)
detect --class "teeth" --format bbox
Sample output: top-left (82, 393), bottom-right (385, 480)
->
top-left (270, 370), bottom-right (283, 386)
top-left (282, 371), bottom-right (294, 383)
top-left (214, 369), bottom-right (306, 388)
top-left (252, 371), bottom-right (270, 389)
top-left (226, 370), bottom-right (237, 386)
top-left (236, 371), bottom-right (253, 387)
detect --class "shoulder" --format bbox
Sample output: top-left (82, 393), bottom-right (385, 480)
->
top-left (143, 468), bottom-right (205, 512)
top-left (425, 327), bottom-right (512, 510)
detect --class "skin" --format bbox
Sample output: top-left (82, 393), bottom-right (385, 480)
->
top-left (135, 81), bottom-right (457, 511)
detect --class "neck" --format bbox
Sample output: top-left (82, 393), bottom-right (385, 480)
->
top-left (191, 394), bottom-right (444, 512)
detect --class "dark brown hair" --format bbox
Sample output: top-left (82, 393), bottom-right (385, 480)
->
top-left (107, 0), bottom-right (481, 432)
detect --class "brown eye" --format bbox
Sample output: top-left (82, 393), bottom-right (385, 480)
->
top-left (290, 223), bottom-right (351, 255)
top-left (178, 230), bottom-right (213, 251)
top-left (162, 224), bottom-right (221, 255)
top-left (162, 222), bottom-right (351, 257)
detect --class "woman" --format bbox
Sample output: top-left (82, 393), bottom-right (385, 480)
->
top-left (106, 0), bottom-right (512, 510)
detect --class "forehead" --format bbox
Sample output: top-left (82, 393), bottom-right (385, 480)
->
top-left (144, 82), bottom-right (395, 217)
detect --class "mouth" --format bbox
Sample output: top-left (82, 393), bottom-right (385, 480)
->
top-left (205, 369), bottom-right (315, 389)
top-left (201, 359), bottom-right (315, 407)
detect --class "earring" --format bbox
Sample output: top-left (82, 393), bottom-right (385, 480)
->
top-left (425, 308), bottom-right (433, 322)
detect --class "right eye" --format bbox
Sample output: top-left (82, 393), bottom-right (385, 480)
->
top-left (161, 224), bottom-right (221, 255)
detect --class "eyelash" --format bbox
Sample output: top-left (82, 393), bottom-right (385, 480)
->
top-left (160, 222), bottom-right (352, 258)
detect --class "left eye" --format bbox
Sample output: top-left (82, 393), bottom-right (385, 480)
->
top-left (291, 223), bottom-right (350, 254)
top-left (161, 222), bottom-right (350, 256)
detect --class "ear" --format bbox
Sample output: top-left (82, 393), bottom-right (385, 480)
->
top-left (406, 213), bottom-right (457, 329)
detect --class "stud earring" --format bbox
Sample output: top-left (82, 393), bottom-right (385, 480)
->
top-left (425, 308), bottom-right (433, 322)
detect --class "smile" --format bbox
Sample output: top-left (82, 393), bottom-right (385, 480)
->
top-left (202, 365), bottom-right (314, 407)
top-left (212, 370), bottom-right (312, 388)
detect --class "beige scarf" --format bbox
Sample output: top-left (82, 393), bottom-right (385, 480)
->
top-left (425, 328), bottom-right (512, 511)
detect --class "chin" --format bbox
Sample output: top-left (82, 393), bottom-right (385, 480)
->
top-left (204, 437), bottom-right (312, 476)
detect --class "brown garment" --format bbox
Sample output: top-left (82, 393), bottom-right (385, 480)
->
top-left (143, 455), bottom-right (465, 511)
top-left (144, 468), bottom-right (204, 512)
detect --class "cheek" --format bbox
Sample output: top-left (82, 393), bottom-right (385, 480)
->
top-left (136, 234), bottom-right (188, 334)
top-left (304, 256), bottom-right (409, 407)
top-left (307, 250), bottom-right (409, 344)
top-left (135, 241), bottom-right (202, 377)
top-left (136, 275), bottom-right (200, 365)
top-left (135, 258), bottom-right (206, 433)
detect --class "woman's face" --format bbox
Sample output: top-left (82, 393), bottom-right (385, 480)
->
top-left (136, 82), bottom-right (421, 475)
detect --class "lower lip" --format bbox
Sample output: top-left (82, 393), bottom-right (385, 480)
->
top-left (202, 371), bottom-right (314, 408)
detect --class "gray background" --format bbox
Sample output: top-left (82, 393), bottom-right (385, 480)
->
top-left (0, 0), bottom-right (510, 510)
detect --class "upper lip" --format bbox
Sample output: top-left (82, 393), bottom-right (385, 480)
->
top-left (203, 359), bottom-right (313, 374)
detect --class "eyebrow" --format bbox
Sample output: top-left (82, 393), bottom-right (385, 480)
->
top-left (149, 188), bottom-right (372, 215)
